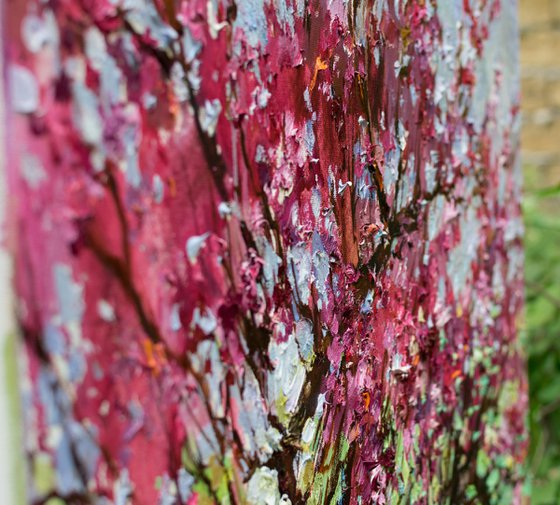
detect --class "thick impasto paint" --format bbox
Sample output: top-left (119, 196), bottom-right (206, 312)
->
top-left (4, 0), bottom-right (527, 503)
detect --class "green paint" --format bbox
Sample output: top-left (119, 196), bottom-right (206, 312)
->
top-left (4, 333), bottom-right (26, 505)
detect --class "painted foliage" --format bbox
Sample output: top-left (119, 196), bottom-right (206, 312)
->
top-left (4, 0), bottom-right (526, 503)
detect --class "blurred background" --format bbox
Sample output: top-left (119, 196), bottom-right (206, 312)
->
top-left (520, 0), bottom-right (560, 503)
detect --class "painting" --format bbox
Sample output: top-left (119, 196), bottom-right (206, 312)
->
top-left (3, 0), bottom-right (527, 503)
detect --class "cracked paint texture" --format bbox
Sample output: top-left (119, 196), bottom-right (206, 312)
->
top-left (4, 0), bottom-right (527, 503)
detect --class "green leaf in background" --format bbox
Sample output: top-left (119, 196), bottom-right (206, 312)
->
top-left (524, 166), bottom-right (560, 505)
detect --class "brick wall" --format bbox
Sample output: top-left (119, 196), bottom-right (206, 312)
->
top-left (520, 0), bottom-right (560, 186)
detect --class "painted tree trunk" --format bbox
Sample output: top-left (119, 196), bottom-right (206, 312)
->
top-left (4, 0), bottom-right (527, 504)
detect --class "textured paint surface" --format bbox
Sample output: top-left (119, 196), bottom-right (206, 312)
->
top-left (4, 0), bottom-right (527, 504)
